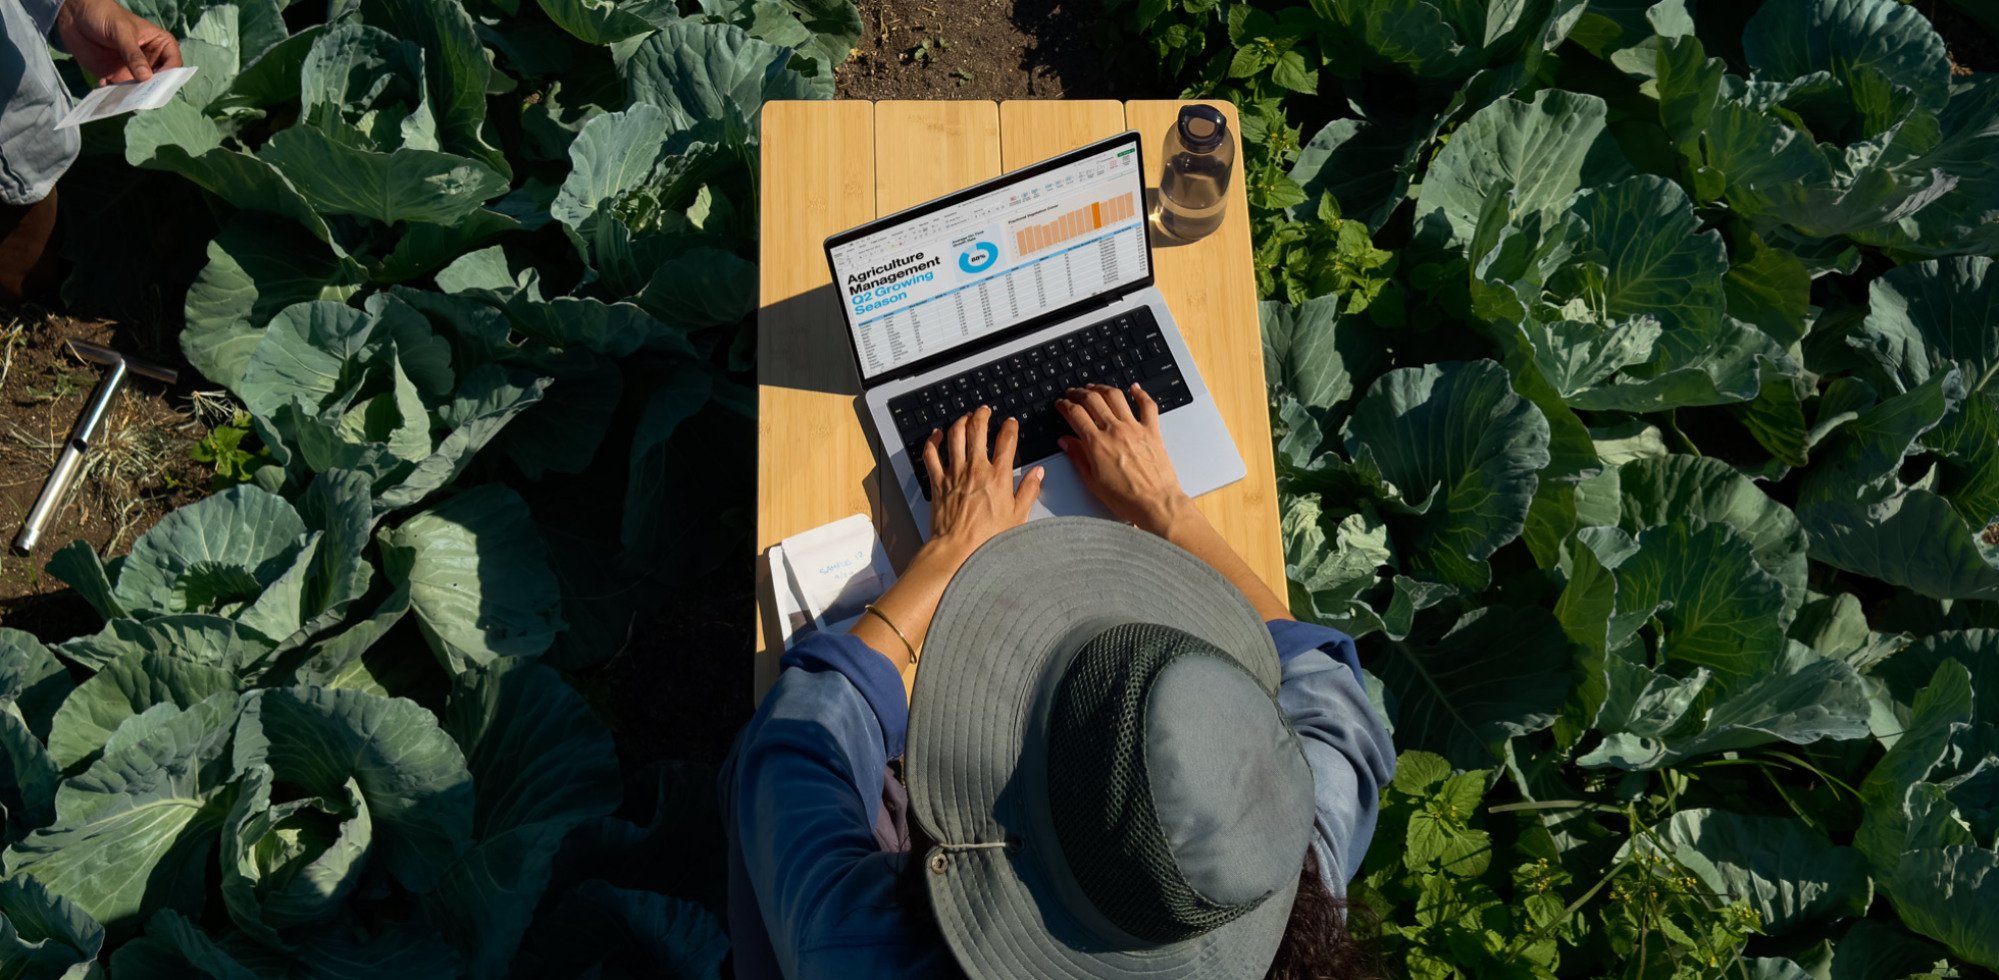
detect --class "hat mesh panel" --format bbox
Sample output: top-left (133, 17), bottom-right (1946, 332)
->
top-left (1045, 623), bottom-right (1266, 944)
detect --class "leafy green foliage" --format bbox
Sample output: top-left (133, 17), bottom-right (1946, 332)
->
top-left (1376, 607), bottom-right (1575, 769)
top-left (1358, 749), bottom-right (1768, 980)
top-left (4, 0), bottom-right (849, 970)
top-left (1116, 0), bottom-right (1999, 974)
top-left (1256, 193), bottom-right (1398, 309)
top-left (1626, 808), bottom-right (1871, 933)
top-left (3, 0), bottom-right (1992, 974)
top-left (0, 874), bottom-right (104, 978)
top-left (189, 410), bottom-right (274, 489)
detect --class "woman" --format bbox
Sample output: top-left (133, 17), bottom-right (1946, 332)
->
top-left (724, 383), bottom-right (1396, 979)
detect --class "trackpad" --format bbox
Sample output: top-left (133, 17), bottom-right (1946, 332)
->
top-left (1017, 407), bottom-right (1240, 523)
top-left (1024, 454), bottom-right (1115, 521)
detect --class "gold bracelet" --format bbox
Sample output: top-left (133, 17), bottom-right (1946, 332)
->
top-left (863, 603), bottom-right (919, 667)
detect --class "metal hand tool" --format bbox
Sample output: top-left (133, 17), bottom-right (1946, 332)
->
top-left (11, 340), bottom-right (178, 556)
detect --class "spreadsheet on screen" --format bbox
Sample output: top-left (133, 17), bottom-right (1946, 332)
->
top-left (829, 142), bottom-right (1150, 380)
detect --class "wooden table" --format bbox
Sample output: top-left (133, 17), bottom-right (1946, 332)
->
top-left (755, 99), bottom-right (1281, 699)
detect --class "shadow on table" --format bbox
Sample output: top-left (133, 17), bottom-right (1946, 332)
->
top-left (856, 420), bottom-right (925, 566)
top-left (756, 276), bottom-right (926, 556)
top-left (752, 439), bottom-right (922, 701)
top-left (758, 283), bottom-right (861, 396)
top-left (754, 276), bottom-right (932, 696)
top-left (753, 554), bottom-right (786, 698)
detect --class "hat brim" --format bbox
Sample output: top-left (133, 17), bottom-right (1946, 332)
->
top-left (907, 518), bottom-right (1295, 980)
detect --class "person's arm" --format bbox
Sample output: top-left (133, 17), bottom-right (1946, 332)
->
top-left (725, 633), bottom-right (960, 978)
top-left (1147, 497), bottom-right (1289, 621)
top-left (1054, 383), bottom-right (1290, 620)
top-left (53, 0), bottom-right (180, 83)
top-left (848, 405), bottom-right (1043, 687)
top-left (1267, 620), bottom-right (1395, 889)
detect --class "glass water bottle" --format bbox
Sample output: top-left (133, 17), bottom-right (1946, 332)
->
top-left (1157, 105), bottom-right (1234, 242)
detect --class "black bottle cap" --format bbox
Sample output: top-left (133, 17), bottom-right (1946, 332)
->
top-left (1176, 105), bottom-right (1228, 153)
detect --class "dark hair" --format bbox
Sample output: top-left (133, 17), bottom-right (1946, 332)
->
top-left (1265, 855), bottom-right (1382, 980)
top-left (896, 835), bottom-right (1381, 980)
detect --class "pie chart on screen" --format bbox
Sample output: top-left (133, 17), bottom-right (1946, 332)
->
top-left (958, 241), bottom-right (998, 273)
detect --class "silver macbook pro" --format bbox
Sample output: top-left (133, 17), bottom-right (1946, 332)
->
top-left (824, 130), bottom-right (1245, 537)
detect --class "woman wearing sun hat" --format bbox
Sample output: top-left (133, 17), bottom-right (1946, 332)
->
top-left (723, 382), bottom-right (1396, 979)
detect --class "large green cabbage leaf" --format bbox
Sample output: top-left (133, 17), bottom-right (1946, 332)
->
top-left (1341, 360), bottom-right (1552, 591)
top-left (1854, 656), bottom-right (1999, 969)
top-left (1308, 0), bottom-right (1585, 82)
top-left (3, 696), bottom-right (242, 935)
top-left (378, 486), bottom-right (567, 674)
top-left (0, 874), bottom-right (104, 979)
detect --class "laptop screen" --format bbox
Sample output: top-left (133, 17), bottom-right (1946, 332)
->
top-left (828, 135), bottom-right (1151, 382)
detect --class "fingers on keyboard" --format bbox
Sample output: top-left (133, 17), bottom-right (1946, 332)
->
top-left (893, 312), bottom-right (1196, 496)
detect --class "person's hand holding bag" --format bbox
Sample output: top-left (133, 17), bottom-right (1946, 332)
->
top-left (57, 0), bottom-right (181, 85)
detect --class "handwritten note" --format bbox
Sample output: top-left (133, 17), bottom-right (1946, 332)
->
top-left (772, 514), bottom-right (896, 647)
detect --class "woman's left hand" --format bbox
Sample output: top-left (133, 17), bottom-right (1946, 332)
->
top-left (854, 406), bottom-right (1041, 683)
top-left (922, 405), bottom-right (1044, 561)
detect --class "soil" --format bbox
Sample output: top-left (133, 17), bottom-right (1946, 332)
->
top-left (0, 311), bottom-right (211, 639)
top-left (1922, 0), bottom-right (1999, 74)
top-left (835, 0), bottom-right (1125, 100)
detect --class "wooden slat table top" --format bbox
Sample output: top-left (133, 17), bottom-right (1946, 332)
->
top-left (755, 99), bottom-right (1280, 699)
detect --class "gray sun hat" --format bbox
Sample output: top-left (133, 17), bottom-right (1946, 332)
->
top-left (906, 517), bottom-right (1317, 980)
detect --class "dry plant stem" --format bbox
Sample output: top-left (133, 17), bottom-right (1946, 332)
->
top-left (0, 421), bottom-right (56, 492)
top-left (5, 419), bottom-right (58, 457)
top-left (0, 323), bottom-right (25, 391)
top-left (92, 396), bottom-right (182, 552)
top-left (188, 388), bottom-right (239, 427)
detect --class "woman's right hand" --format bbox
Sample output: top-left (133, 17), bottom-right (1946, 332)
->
top-left (1054, 383), bottom-right (1194, 534)
top-left (922, 405), bottom-right (1044, 561)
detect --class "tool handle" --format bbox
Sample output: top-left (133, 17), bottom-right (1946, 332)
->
top-left (12, 357), bottom-right (130, 555)
top-left (13, 443), bottom-right (86, 556)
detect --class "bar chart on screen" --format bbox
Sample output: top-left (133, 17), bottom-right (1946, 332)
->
top-left (1013, 191), bottom-right (1138, 257)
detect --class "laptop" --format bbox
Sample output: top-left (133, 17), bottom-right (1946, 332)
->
top-left (824, 130), bottom-right (1246, 537)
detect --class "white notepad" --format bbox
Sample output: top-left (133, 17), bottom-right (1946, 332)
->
top-left (770, 514), bottom-right (897, 648)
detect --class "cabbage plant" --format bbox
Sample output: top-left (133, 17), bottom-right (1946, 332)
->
top-left (0, 0), bottom-right (859, 972)
top-left (1239, 0), bottom-right (1999, 972)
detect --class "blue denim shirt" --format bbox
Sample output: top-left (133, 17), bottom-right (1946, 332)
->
top-left (722, 619), bottom-right (1397, 980)
top-left (0, 0), bottom-right (79, 205)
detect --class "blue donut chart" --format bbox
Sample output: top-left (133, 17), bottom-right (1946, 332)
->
top-left (958, 241), bottom-right (999, 273)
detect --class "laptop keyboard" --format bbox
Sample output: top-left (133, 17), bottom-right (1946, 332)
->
top-left (888, 306), bottom-right (1193, 500)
